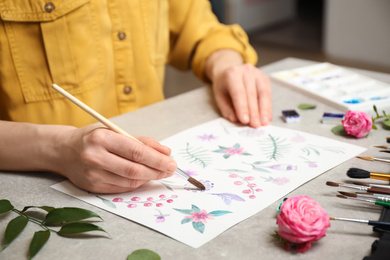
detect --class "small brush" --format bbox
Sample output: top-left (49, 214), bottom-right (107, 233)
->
top-left (347, 168), bottom-right (390, 181)
top-left (340, 191), bottom-right (390, 202)
top-left (374, 145), bottom-right (390, 150)
top-left (52, 83), bottom-right (205, 191)
top-left (352, 181), bottom-right (390, 189)
top-left (336, 194), bottom-right (390, 207)
top-left (356, 156), bottom-right (390, 164)
top-left (330, 216), bottom-right (390, 228)
top-left (326, 181), bottom-right (390, 195)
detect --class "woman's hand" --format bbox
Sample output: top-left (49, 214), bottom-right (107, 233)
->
top-left (55, 125), bottom-right (177, 193)
top-left (205, 49), bottom-right (272, 128)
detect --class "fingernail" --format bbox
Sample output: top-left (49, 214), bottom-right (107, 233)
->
top-left (242, 114), bottom-right (249, 124)
top-left (261, 116), bottom-right (269, 125)
top-left (168, 161), bottom-right (177, 173)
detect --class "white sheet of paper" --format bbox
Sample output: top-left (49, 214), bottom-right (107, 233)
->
top-left (51, 118), bottom-right (366, 248)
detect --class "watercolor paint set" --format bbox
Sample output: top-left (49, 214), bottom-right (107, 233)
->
top-left (271, 62), bottom-right (390, 112)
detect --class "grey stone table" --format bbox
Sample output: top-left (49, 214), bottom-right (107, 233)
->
top-left (1, 58), bottom-right (390, 260)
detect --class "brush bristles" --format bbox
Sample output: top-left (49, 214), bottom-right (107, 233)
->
top-left (326, 181), bottom-right (340, 187)
top-left (188, 177), bottom-right (206, 190)
top-left (386, 137), bottom-right (390, 143)
top-left (337, 194), bottom-right (348, 199)
top-left (347, 168), bottom-right (370, 179)
top-left (374, 146), bottom-right (388, 149)
top-left (356, 156), bottom-right (374, 161)
top-left (338, 191), bottom-right (357, 197)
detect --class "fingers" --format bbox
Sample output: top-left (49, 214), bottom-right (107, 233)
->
top-left (213, 64), bottom-right (272, 128)
top-left (66, 128), bottom-right (177, 193)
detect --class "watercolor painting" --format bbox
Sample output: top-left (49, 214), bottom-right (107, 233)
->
top-left (51, 118), bottom-right (366, 248)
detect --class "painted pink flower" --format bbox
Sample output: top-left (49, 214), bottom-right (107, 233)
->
top-left (222, 146), bottom-right (244, 156)
top-left (342, 110), bottom-right (372, 138)
top-left (112, 198), bottom-right (123, 202)
top-left (276, 196), bottom-right (330, 253)
top-left (185, 209), bottom-right (214, 223)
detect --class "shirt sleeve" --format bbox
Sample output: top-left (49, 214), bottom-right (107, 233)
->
top-left (168, 0), bottom-right (258, 82)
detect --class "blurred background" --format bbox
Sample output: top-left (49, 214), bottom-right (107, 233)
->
top-left (164, 0), bottom-right (390, 98)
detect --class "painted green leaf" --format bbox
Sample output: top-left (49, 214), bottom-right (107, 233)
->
top-left (191, 205), bottom-right (200, 213)
top-left (0, 199), bottom-right (14, 215)
top-left (331, 125), bottom-right (348, 136)
top-left (22, 206), bottom-right (55, 213)
top-left (223, 154), bottom-right (230, 159)
top-left (192, 221), bottom-right (205, 233)
top-left (29, 230), bottom-right (50, 260)
top-left (97, 196), bottom-right (117, 209)
top-left (298, 104), bottom-right (316, 110)
top-left (127, 249), bottom-right (161, 260)
top-left (181, 218), bottom-right (192, 224)
top-left (57, 223), bottom-right (107, 236)
top-left (2, 215), bottom-right (28, 250)
top-left (208, 210), bottom-right (232, 217)
top-left (44, 207), bottom-right (102, 224)
top-left (372, 124), bottom-right (378, 130)
top-left (173, 208), bottom-right (192, 215)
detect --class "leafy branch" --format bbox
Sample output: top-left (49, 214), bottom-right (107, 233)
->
top-left (372, 105), bottom-right (390, 130)
top-left (0, 199), bottom-right (108, 259)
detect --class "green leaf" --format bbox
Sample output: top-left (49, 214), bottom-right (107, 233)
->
top-left (298, 104), bottom-right (316, 110)
top-left (331, 125), bottom-right (348, 136)
top-left (181, 218), bottom-right (192, 224)
top-left (2, 215), bottom-right (28, 250)
top-left (44, 207), bottom-right (102, 224)
top-left (191, 205), bottom-right (200, 213)
top-left (22, 206), bottom-right (55, 213)
top-left (127, 249), bottom-right (161, 260)
top-left (372, 124), bottom-right (378, 130)
top-left (0, 199), bottom-right (14, 215)
top-left (57, 223), bottom-right (107, 236)
top-left (173, 208), bottom-right (192, 215)
top-left (29, 230), bottom-right (50, 260)
top-left (192, 221), bottom-right (205, 233)
top-left (208, 210), bottom-right (232, 217)
top-left (384, 119), bottom-right (390, 130)
top-left (96, 196), bottom-right (117, 209)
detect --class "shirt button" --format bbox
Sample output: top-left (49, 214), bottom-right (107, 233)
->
top-left (118, 31), bottom-right (126, 40)
top-left (123, 85), bottom-right (132, 95)
top-left (44, 3), bottom-right (55, 13)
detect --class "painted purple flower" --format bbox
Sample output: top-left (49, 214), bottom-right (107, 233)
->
top-left (239, 128), bottom-right (265, 137)
top-left (198, 133), bottom-right (217, 141)
top-left (154, 209), bottom-right (169, 223)
top-left (266, 164), bottom-right (297, 171)
top-left (273, 177), bottom-right (290, 185)
top-left (185, 180), bottom-right (214, 192)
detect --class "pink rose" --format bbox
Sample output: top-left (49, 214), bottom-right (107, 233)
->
top-left (276, 196), bottom-right (330, 253)
top-left (342, 110), bottom-right (372, 138)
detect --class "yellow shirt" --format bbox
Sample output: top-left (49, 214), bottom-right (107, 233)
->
top-left (0, 0), bottom-right (257, 127)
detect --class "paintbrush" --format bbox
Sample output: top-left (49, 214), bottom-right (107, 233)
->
top-left (326, 181), bottom-right (390, 195)
top-left (352, 181), bottom-right (390, 189)
top-left (336, 194), bottom-right (390, 207)
top-left (52, 83), bottom-right (205, 191)
top-left (339, 191), bottom-right (390, 202)
top-left (374, 145), bottom-right (390, 150)
top-left (347, 168), bottom-right (390, 181)
top-left (356, 156), bottom-right (390, 164)
top-left (330, 216), bottom-right (390, 228)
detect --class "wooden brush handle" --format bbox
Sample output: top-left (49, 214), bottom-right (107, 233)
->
top-left (369, 186), bottom-right (390, 195)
